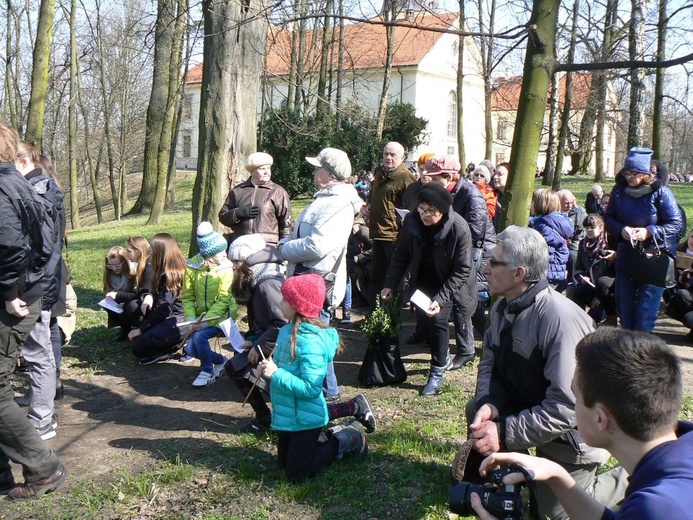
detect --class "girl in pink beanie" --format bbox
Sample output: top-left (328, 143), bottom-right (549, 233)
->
top-left (257, 274), bottom-right (371, 480)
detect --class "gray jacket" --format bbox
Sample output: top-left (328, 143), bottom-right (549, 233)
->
top-left (475, 279), bottom-right (608, 465)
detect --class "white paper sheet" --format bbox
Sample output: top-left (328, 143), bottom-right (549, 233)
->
top-left (219, 317), bottom-right (247, 353)
top-left (409, 289), bottom-right (433, 311)
top-left (98, 297), bottom-right (123, 314)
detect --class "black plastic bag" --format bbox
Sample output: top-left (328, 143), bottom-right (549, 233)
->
top-left (358, 334), bottom-right (407, 387)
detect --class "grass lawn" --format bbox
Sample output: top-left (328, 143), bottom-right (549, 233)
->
top-left (6, 172), bottom-right (692, 519)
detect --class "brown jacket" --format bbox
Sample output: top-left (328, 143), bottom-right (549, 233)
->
top-left (218, 178), bottom-right (292, 246)
top-left (368, 162), bottom-right (414, 241)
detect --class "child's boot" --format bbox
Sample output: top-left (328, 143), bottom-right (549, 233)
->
top-left (330, 420), bottom-right (368, 460)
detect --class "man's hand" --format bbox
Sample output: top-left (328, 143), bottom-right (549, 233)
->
top-left (380, 288), bottom-right (393, 301)
top-left (128, 329), bottom-right (143, 341)
top-left (469, 404), bottom-right (501, 456)
top-left (235, 205), bottom-right (260, 220)
top-left (6, 298), bottom-right (29, 317)
top-left (425, 300), bottom-right (441, 317)
top-left (479, 452), bottom-right (563, 485)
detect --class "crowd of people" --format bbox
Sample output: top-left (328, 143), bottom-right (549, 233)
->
top-left (3, 117), bottom-right (693, 517)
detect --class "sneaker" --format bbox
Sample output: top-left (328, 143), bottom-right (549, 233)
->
top-left (325, 393), bottom-right (341, 404)
top-left (7, 464), bottom-right (68, 500)
top-left (179, 354), bottom-right (194, 363)
top-left (352, 394), bottom-right (377, 433)
top-left (341, 310), bottom-right (353, 324)
top-left (139, 352), bottom-right (173, 366)
top-left (36, 420), bottom-right (58, 441)
top-left (240, 414), bottom-right (271, 434)
top-left (192, 365), bottom-right (225, 388)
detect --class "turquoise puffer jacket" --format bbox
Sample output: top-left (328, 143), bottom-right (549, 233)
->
top-left (268, 322), bottom-right (339, 432)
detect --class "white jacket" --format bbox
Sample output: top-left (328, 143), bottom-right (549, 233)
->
top-left (281, 183), bottom-right (363, 309)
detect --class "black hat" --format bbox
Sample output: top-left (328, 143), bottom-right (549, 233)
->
top-left (418, 183), bottom-right (452, 215)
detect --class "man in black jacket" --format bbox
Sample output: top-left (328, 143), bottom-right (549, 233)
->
top-left (0, 122), bottom-right (67, 500)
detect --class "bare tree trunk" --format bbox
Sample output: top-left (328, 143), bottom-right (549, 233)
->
top-left (479, 0), bottom-right (496, 159)
top-left (315, 0), bottom-right (332, 116)
top-left (294, 1), bottom-right (307, 113)
top-left (25, 0), bottom-right (55, 147)
top-left (594, 0), bottom-right (617, 183)
top-left (502, 0), bottom-right (559, 229)
top-left (376, 5), bottom-right (396, 140)
top-left (571, 81), bottom-right (600, 175)
top-left (149, 0), bottom-right (186, 224)
top-left (191, 0), bottom-right (269, 254)
top-left (456, 0), bottom-right (466, 167)
top-left (335, 0), bottom-right (344, 125)
top-left (5, 0), bottom-right (18, 129)
top-left (652, 0), bottom-right (667, 158)
top-left (627, 0), bottom-right (646, 148)
top-left (67, 0), bottom-right (79, 228)
top-left (543, 72), bottom-right (559, 187)
top-left (286, 3), bottom-right (299, 112)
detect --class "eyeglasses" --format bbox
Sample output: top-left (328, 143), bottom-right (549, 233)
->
top-left (417, 205), bottom-right (440, 217)
top-left (107, 263), bottom-right (123, 270)
top-left (624, 170), bottom-right (645, 178)
top-left (488, 258), bottom-right (510, 268)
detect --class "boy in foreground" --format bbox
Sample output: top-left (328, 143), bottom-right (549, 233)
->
top-left (472, 327), bottom-right (693, 519)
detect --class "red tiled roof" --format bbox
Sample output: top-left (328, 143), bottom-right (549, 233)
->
top-left (185, 12), bottom-right (459, 83)
top-left (491, 72), bottom-right (593, 111)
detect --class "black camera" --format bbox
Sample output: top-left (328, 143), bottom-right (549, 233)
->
top-left (449, 466), bottom-right (527, 520)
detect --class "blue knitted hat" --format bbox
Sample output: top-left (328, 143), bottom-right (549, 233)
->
top-left (623, 147), bottom-right (653, 174)
top-left (197, 222), bottom-right (227, 258)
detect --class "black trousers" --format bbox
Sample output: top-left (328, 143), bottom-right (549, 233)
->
top-left (277, 427), bottom-right (339, 481)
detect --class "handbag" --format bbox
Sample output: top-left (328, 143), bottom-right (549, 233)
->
top-left (622, 237), bottom-right (677, 288)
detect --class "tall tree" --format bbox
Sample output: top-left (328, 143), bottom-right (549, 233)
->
top-left (651, 0), bottom-right (667, 158)
top-left (67, 0), bottom-right (80, 228)
top-left (191, 0), bottom-right (269, 253)
top-left (594, 0), bottom-right (618, 182)
top-left (542, 72), bottom-right (559, 187)
top-left (315, 0), bottom-right (333, 116)
top-left (477, 0), bottom-right (497, 159)
top-left (456, 0), bottom-right (466, 168)
top-left (25, 0), bottom-right (55, 146)
top-left (627, 0), bottom-right (646, 148)
top-left (501, 0), bottom-right (559, 229)
top-left (376, 3), bottom-right (397, 139)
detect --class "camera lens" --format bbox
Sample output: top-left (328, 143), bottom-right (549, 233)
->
top-left (449, 482), bottom-right (492, 516)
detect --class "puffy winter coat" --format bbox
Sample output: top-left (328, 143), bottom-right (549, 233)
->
top-left (218, 178), bottom-right (292, 246)
top-left (529, 212), bottom-right (574, 283)
top-left (604, 166), bottom-right (682, 271)
top-left (384, 207), bottom-right (477, 318)
top-left (268, 322), bottom-right (339, 432)
top-left (182, 254), bottom-right (237, 326)
top-left (281, 182), bottom-right (363, 309)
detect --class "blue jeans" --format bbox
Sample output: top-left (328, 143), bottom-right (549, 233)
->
top-left (319, 309), bottom-right (339, 398)
top-left (342, 278), bottom-right (352, 312)
top-left (185, 326), bottom-right (226, 373)
top-left (615, 271), bottom-right (664, 332)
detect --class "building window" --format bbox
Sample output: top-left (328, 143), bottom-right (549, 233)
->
top-left (495, 153), bottom-right (505, 165)
top-left (183, 134), bottom-right (192, 158)
top-left (447, 91), bottom-right (457, 138)
top-left (496, 119), bottom-right (508, 141)
top-left (183, 95), bottom-right (193, 121)
top-left (447, 146), bottom-right (455, 155)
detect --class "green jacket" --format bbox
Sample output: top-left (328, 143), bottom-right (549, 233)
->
top-left (182, 254), bottom-right (237, 326)
top-left (368, 162), bottom-right (414, 241)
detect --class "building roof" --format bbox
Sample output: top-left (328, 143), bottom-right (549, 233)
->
top-left (186, 12), bottom-right (459, 84)
top-left (491, 72), bottom-right (593, 111)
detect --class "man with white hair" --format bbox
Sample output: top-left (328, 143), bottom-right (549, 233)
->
top-left (463, 226), bottom-right (625, 519)
top-left (585, 184), bottom-right (604, 214)
top-left (558, 189), bottom-right (586, 278)
top-left (368, 141), bottom-right (414, 307)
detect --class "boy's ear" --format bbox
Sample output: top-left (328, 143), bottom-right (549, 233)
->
top-left (595, 403), bottom-right (614, 433)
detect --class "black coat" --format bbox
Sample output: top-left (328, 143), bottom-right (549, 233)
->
top-left (385, 208), bottom-right (477, 317)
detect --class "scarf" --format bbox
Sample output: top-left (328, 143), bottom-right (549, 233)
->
top-left (624, 184), bottom-right (654, 198)
top-left (109, 272), bottom-right (130, 292)
top-left (581, 232), bottom-right (608, 260)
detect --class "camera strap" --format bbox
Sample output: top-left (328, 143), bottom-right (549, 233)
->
top-left (507, 464), bottom-right (540, 520)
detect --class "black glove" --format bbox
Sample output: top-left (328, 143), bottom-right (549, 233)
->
top-left (236, 205), bottom-right (261, 220)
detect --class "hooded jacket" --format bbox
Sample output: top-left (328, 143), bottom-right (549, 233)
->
top-left (281, 182), bottom-right (362, 309)
top-left (384, 207), bottom-right (477, 318)
top-left (268, 322), bottom-right (339, 431)
top-left (182, 254), bottom-right (237, 327)
top-left (529, 212), bottom-right (574, 283)
top-left (476, 279), bottom-right (608, 466)
top-left (604, 163), bottom-right (682, 271)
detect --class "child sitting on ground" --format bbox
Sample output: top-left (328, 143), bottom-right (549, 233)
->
top-left (257, 274), bottom-right (369, 481)
top-left (129, 233), bottom-right (186, 365)
top-left (103, 246), bottom-right (135, 339)
top-left (181, 222), bottom-right (237, 387)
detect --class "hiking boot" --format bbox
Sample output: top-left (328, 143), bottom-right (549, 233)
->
top-left (0, 469), bottom-right (15, 494)
top-left (420, 365), bottom-right (446, 397)
top-left (330, 420), bottom-right (368, 460)
top-left (7, 465), bottom-right (68, 501)
top-left (36, 420), bottom-right (58, 441)
top-left (352, 394), bottom-right (377, 433)
top-left (240, 414), bottom-right (271, 434)
top-left (449, 353), bottom-right (475, 371)
top-left (139, 352), bottom-right (173, 365)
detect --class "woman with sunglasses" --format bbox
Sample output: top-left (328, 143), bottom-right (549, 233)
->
top-left (604, 148), bottom-right (682, 331)
top-left (380, 182), bottom-right (476, 396)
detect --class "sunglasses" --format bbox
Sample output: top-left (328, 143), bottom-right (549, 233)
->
top-left (107, 263), bottom-right (123, 270)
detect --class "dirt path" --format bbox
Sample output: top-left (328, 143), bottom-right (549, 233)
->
top-left (8, 311), bottom-right (693, 513)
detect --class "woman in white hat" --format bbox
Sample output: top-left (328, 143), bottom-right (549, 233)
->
top-left (218, 152), bottom-right (293, 247)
